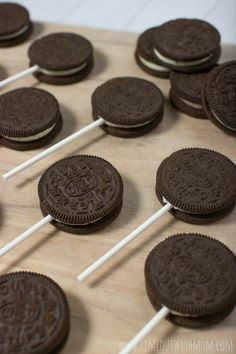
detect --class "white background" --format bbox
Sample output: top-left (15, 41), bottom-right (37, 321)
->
top-left (3, 0), bottom-right (236, 44)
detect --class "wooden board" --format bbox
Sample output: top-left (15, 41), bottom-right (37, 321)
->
top-left (0, 22), bottom-right (235, 354)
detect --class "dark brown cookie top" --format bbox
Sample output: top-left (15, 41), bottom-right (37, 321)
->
top-left (0, 272), bottom-right (70, 354)
top-left (156, 148), bottom-right (236, 214)
top-left (204, 61), bottom-right (236, 131)
top-left (170, 70), bottom-right (211, 104)
top-left (153, 19), bottom-right (220, 61)
top-left (0, 3), bottom-right (30, 36)
top-left (28, 32), bottom-right (93, 71)
top-left (136, 27), bottom-right (158, 62)
top-left (0, 88), bottom-right (60, 137)
top-left (38, 155), bottom-right (123, 225)
top-left (145, 234), bottom-right (236, 316)
top-left (92, 77), bottom-right (164, 126)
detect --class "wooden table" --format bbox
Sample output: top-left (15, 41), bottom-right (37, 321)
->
top-left (0, 22), bottom-right (235, 354)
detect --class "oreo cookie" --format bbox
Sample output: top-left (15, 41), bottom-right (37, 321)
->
top-left (38, 155), bottom-right (123, 234)
top-left (135, 28), bottom-right (170, 78)
top-left (170, 71), bottom-right (210, 118)
top-left (0, 88), bottom-right (62, 150)
top-left (153, 19), bottom-right (220, 73)
top-left (145, 234), bottom-right (236, 328)
top-left (28, 33), bottom-right (93, 85)
top-left (202, 61), bottom-right (236, 134)
top-left (92, 77), bottom-right (164, 137)
top-left (156, 148), bottom-right (236, 224)
top-left (0, 271), bottom-right (70, 353)
top-left (0, 3), bottom-right (32, 47)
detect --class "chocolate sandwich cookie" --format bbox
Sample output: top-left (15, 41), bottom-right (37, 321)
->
top-left (28, 32), bottom-right (93, 85)
top-left (0, 87), bottom-right (62, 150)
top-left (170, 70), bottom-right (211, 118)
top-left (0, 3), bottom-right (32, 47)
top-left (156, 148), bottom-right (236, 224)
top-left (153, 19), bottom-right (220, 73)
top-left (0, 271), bottom-right (70, 353)
top-left (135, 28), bottom-right (170, 78)
top-left (38, 155), bottom-right (123, 234)
top-left (145, 234), bottom-right (236, 328)
top-left (202, 61), bottom-right (236, 134)
top-left (92, 77), bottom-right (164, 137)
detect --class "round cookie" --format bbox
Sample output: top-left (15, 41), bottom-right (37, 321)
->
top-left (170, 71), bottom-right (211, 118)
top-left (0, 87), bottom-right (62, 150)
top-left (153, 19), bottom-right (220, 72)
top-left (0, 3), bottom-right (32, 47)
top-left (0, 271), bottom-right (70, 353)
top-left (28, 33), bottom-right (93, 85)
top-left (92, 77), bottom-right (164, 137)
top-left (156, 148), bottom-right (236, 224)
top-left (145, 234), bottom-right (236, 328)
top-left (202, 61), bottom-right (236, 134)
top-left (135, 28), bottom-right (170, 78)
top-left (38, 155), bottom-right (123, 234)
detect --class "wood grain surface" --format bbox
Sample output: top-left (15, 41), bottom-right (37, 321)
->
top-left (0, 22), bottom-right (235, 354)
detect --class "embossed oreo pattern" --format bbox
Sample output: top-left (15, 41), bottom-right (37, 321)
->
top-left (0, 272), bottom-right (70, 354)
top-left (206, 61), bottom-right (236, 131)
top-left (156, 148), bottom-right (236, 214)
top-left (0, 88), bottom-right (60, 137)
top-left (145, 234), bottom-right (236, 316)
top-left (38, 155), bottom-right (123, 225)
top-left (92, 77), bottom-right (164, 126)
top-left (0, 3), bottom-right (30, 36)
top-left (28, 33), bottom-right (93, 71)
top-left (153, 19), bottom-right (220, 61)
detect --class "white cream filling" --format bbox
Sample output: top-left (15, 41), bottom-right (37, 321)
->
top-left (166, 306), bottom-right (200, 318)
top-left (100, 116), bottom-right (155, 129)
top-left (179, 97), bottom-right (203, 110)
top-left (211, 109), bottom-right (236, 131)
top-left (3, 124), bottom-right (56, 142)
top-left (153, 47), bottom-right (213, 67)
top-left (0, 24), bottom-right (29, 40)
top-left (138, 54), bottom-right (170, 72)
top-left (38, 62), bottom-right (88, 77)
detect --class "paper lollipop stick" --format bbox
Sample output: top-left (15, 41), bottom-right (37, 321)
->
top-left (0, 65), bottom-right (39, 89)
top-left (1, 155), bottom-right (123, 257)
top-left (0, 215), bottom-right (53, 256)
top-left (119, 306), bottom-right (170, 354)
top-left (3, 118), bottom-right (104, 180)
top-left (3, 77), bottom-right (164, 180)
top-left (78, 148), bottom-right (236, 282)
top-left (78, 202), bottom-right (172, 282)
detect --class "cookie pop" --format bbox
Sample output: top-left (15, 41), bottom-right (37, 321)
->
top-left (0, 88), bottom-right (62, 150)
top-left (3, 77), bottom-right (164, 180)
top-left (78, 148), bottom-right (236, 282)
top-left (0, 271), bottom-right (70, 353)
top-left (0, 32), bottom-right (93, 88)
top-left (120, 234), bottom-right (236, 354)
top-left (0, 3), bottom-right (32, 47)
top-left (0, 155), bottom-right (123, 256)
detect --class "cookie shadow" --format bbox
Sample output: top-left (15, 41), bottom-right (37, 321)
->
top-left (64, 293), bottom-right (90, 353)
top-left (0, 226), bottom-right (58, 274)
top-left (220, 43), bottom-right (236, 62)
top-left (29, 22), bottom-right (45, 42)
top-left (89, 48), bottom-right (108, 78)
top-left (0, 65), bottom-right (9, 81)
top-left (157, 95), bottom-right (180, 134)
top-left (88, 215), bottom-right (175, 287)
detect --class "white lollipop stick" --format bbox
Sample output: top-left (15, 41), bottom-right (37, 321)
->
top-left (78, 202), bottom-right (172, 282)
top-left (119, 306), bottom-right (170, 354)
top-left (0, 65), bottom-right (39, 89)
top-left (0, 214), bottom-right (53, 256)
top-left (3, 118), bottom-right (105, 180)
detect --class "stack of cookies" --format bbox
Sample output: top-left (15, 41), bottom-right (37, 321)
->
top-left (135, 18), bottom-right (235, 132)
